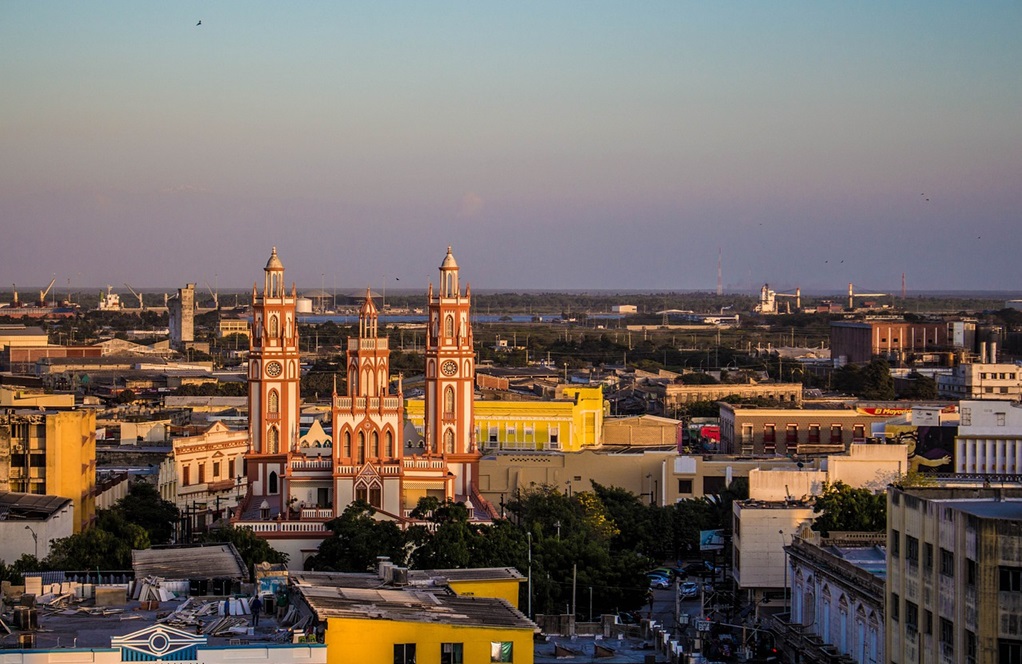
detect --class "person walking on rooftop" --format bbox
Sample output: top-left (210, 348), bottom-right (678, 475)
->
top-left (251, 596), bottom-right (262, 626)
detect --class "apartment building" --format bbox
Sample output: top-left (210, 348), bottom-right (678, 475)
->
top-left (719, 405), bottom-right (888, 456)
top-left (886, 482), bottom-right (1022, 664)
top-left (955, 399), bottom-right (1022, 474)
top-left (937, 362), bottom-right (1022, 401)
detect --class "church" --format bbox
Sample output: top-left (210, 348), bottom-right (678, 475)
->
top-left (235, 247), bottom-right (487, 566)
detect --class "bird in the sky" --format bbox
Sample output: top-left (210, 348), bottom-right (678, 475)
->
top-left (196, 20), bottom-right (202, 26)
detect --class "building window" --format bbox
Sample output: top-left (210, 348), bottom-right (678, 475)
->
top-left (905, 601), bottom-right (918, 633)
top-left (343, 431), bottom-right (352, 458)
top-left (967, 559), bottom-right (977, 586)
top-left (212, 461), bottom-right (221, 480)
top-left (940, 548), bottom-right (955, 577)
top-left (490, 642), bottom-right (513, 662)
top-left (1000, 566), bottom-right (1022, 592)
top-left (488, 426), bottom-right (498, 443)
top-left (394, 643), bottom-right (416, 664)
top-left (267, 427), bottom-right (279, 454)
top-left (940, 618), bottom-right (954, 657)
top-left (997, 412), bottom-right (1007, 426)
top-left (808, 424), bottom-right (820, 443)
top-left (924, 543), bottom-right (933, 570)
top-left (444, 386), bottom-right (455, 416)
top-left (268, 471), bottom-right (278, 494)
top-left (1000, 640), bottom-right (1022, 664)
top-left (441, 643), bottom-right (464, 664)
top-left (198, 463), bottom-right (206, 484)
top-left (444, 315), bottom-right (454, 337)
top-left (764, 424), bottom-right (776, 443)
top-left (228, 458), bottom-right (235, 479)
top-left (961, 408), bottom-right (972, 426)
top-left (385, 431), bottom-right (394, 458)
top-left (830, 424), bottom-right (842, 443)
top-left (678, 479), bottom-right (693, 494)
top-left (890, 592), bottom-right (899, 621)
top-left (891, 530), bottom-right (900, 558)
top-left (182, 466), bottom-right (190, 486)
top-left (785, 424), bottom-right (798, 444)
top-left (372, 431), bottom-right (380, 458)
top-left (906, 535), bottom-right (919, 565)
top-left (966, 631), bottom-right (977, 664)
top-left (444, 429), bottom-right (455, 454)
top-left (369, 485), bottom-right (382, 509)
top-left (268, 390), bottom-right (279, 414)
top-left (852, 424), bottom-right (865, 439)
top-left (925, 610), bottom-right (933, 635)
top-left (549, 430), bottom-right (559, 446)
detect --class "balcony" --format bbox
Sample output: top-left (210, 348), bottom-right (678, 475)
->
top-left (236, 520), bottom-right (328, 534)
top-left (289, 458), bottom-right (333, 472)
top-left (300, 508), bottom-right (334, 520)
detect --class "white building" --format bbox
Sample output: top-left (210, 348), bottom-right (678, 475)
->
top-left (955, 399), bottom-right (1022, 474)
top-left (0, 493), bottom-right (73, 561)
top-left (937, 361), bottom-right (1022, 400)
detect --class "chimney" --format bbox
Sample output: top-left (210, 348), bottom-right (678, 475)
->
top-left (991, 342), bottom-right (998, 364)
top-left (979, 342), bottom-right (987, 364)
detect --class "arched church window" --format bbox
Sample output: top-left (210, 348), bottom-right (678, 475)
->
top-left (343, 431), bottom-right (351, 458)
top-left (267, 427), bottom-right (279, 454)
top-left (268, 471), bottom-right (278, 494)
top-left (357, 431), bottom-right (366, 464)
top-left (355, 483), bottom-right (368, 504)
top-left (268, 390), bottom-right (279, 414)
top-left (369, 484), bottom-right (382, 508)
top-left (444, 386), bottom-right (455, 416)
top-left (371, 431), bottom-right (379, 458)
top-left (444, 315), bottom-right (454, 337)
top-left (385, 431), bottom-right (394, 458)
top-left (444, 429), bottom-right (455, 454)
top-left (269, 316), bottom-right (279, 338)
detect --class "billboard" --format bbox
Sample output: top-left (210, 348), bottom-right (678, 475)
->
top-left (700, 529), bottom-right (726, 551)
top-left (884, 424), bottom-right (957, 474)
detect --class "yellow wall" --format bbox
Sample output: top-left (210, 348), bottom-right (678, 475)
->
top-left (325, 616), bottom-right (533, 664)
top-left (447, 578), bottom-right (523, 609)
top-left (405, 386), bottom-right (604, 453)
top-left (45, 410), bottom-right (96, 532)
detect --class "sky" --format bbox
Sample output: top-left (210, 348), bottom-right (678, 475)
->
top-left (2, 2), bottom-right (1020, 294)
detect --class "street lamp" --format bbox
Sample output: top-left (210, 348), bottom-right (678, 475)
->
top-left (24, 525), bottom-right (38, 558)
top-left (527, 532), bottom-right (533, 618)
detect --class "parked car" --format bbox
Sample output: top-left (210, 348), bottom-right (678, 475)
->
top-left (647, 573), bottom-right (671, 589)
top-left (679, 581), bottom-right (699, 599)
top-left (680, 560), bottom-right (718, 577)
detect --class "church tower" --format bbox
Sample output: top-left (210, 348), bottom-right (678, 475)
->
top-left (332, 289), bottom-right (405, 516)
top-left (247, 247), bottom-right (300, 505)
top-left (424, 247), bottom-right (479, 499)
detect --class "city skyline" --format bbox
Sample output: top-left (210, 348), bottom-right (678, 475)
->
top-left (2, 2), bottom-right (1020, 291)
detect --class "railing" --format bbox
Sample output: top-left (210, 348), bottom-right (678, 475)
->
top-left (237, 520), bottom-right (328, 534)
top-left (290, 459), bottom-right (333, 471)
top-left (404, 459), bottom-right (447, 470)
top-left (300, 508), bottom-right (334, 519)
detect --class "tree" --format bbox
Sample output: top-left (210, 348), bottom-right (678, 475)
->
top-left (860, 358), bottom-right (895, 400)
top-left (811, 481), bottom-right (886, 535)
top-left (407, 499), bottom-right (478, 569)
top-left (112, 481), bottom-right (179, 545)
top-left (899, 372), bottom-right (938, 400)
top-left (308, 501), bottom-right (406, 571)
top-left (46, 511), bottom-right (149, 570)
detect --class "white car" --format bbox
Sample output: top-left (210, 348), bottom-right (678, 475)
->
top-left (679, 581), bottom-right (699, 599)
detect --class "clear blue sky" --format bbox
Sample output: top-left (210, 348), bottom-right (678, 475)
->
top-left (2, 2), bottom-right (1020, 293)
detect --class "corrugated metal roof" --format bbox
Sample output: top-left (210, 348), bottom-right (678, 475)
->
top-left (132, 543), bottom-right (247, 580)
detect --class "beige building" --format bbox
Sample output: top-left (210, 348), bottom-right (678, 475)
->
top-left (720, 405), bottom-right (889, 456)
top-left (733, 500), bottom-right (815, 599)
top-left (886, 482), bottom-right (1022, 664)
top-left (0, 326), bottom-right (48, 352)
top-left (655, 381), bottom-right (803, 411)
top-left (158, 421), bottom-right (249, 530)
top-left (603, 414), bottom-right (681, 447)
top-left (0, 386), bottom-right (74, 409)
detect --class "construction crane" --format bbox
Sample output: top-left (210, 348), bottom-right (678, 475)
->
top-left (204, 282), bottom-right (219, 310)
top-left (847, 283), bottom-right (887, 310)
top-left (37, 278), bottom-right (56, 307)
top-left (123, 283), bottom-right (145, 310)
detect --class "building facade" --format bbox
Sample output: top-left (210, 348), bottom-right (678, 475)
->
top-left (168, 283), bottom-right (195, 351)
top-left (719, 405), bottom-right (888, 456)
top-left (831, 321), bottom-right (951, 365)
top-left (955, 399), bottom-right (1022, 474)
top-left (886, 483), bottom-right (1022, 664)
top-left (0, 410), bottom-right (96, 532)
top-left (937, 362), bottom-right (1022, 400)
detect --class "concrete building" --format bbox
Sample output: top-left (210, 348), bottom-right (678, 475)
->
top-left (886, 482), bottom-right (1022, 664)
top-left (291, 568), bottom-right (536, 664)
top-left (830, 321), bottom-right (951, 365)
top-left (719, 405), bottom-right (889, 456)
top-left (0, 492), bottom-right (73, 561)
top-left (167, 283), bottom-right (196, 351)
top-left (603, 414), bottom-right (682, 447)
top-left (937, 361), bottom-right (1022, 400)
top-left (732, 500), bottom-right (815, 602)
top-left (0, 409), bottom-right (96, 532)
top-left (955, 399), bottom-right (1022, 474)
top-left (772, 531), bottom-right (887, 664)
top-left (0, 326), bottom-right (48, 352)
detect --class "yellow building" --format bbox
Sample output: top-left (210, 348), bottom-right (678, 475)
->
top-left (292, 569), bottom-right (536, 664)
top-left (405, 386), bottom-right (605, 453)
top-left (0, 409), bottom-right (96, 532)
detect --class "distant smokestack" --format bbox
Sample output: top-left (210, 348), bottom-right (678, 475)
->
top-left (901, 272), bottom-right (906, 299)
top-left (848, 283), bottom-right (854, 310)
top-left (979, 341), bottom-right (987, 364)
top-left (991, 342), bottom-right (998, 364)
top-left (796, 287), bottom-right (801, 310)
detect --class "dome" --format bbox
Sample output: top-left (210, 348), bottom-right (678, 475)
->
top-left (265, 247), bottom-right (284, 270)
top-left (440, 246), bottom-right (458, 269)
